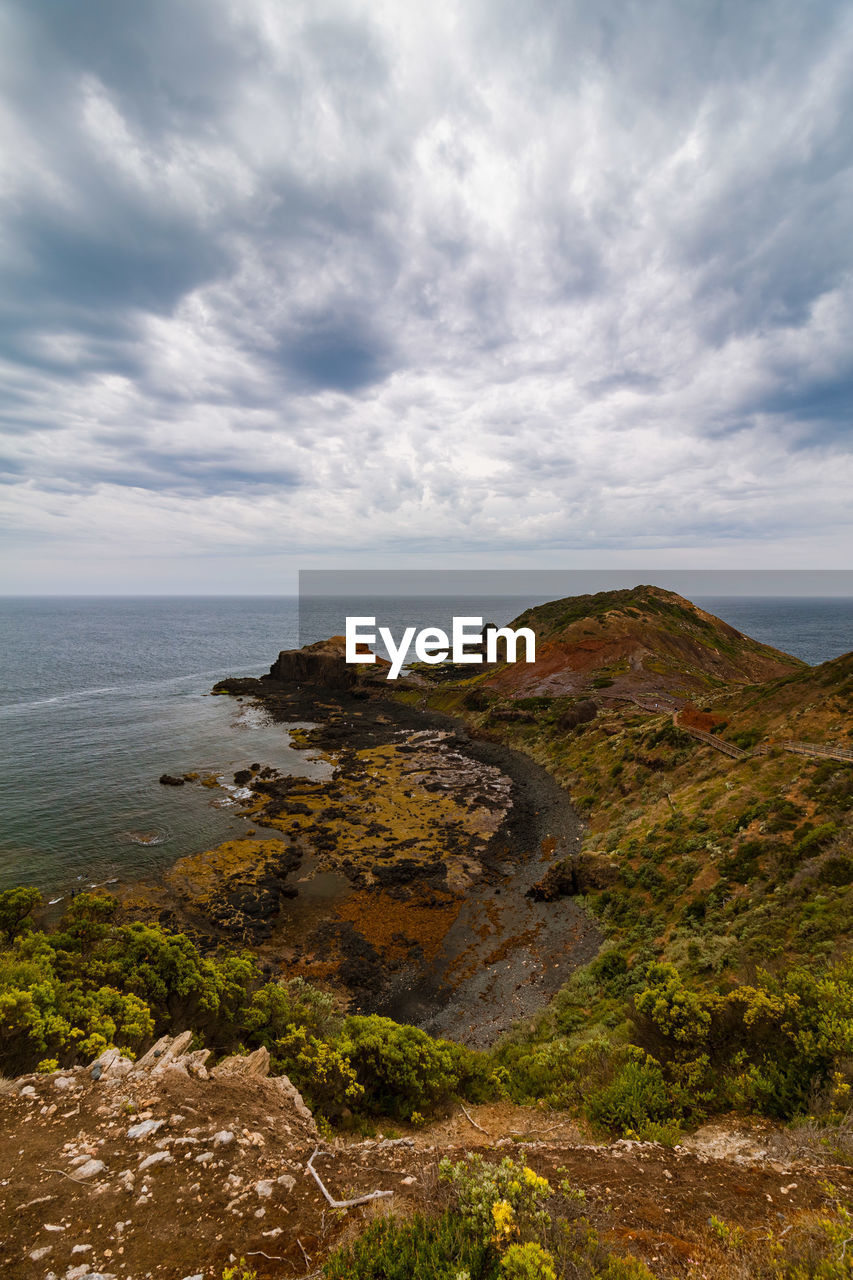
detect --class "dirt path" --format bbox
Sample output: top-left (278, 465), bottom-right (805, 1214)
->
top-left (2, 1077), bottom-right (848, 1280)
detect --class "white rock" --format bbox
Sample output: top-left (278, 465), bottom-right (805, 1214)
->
top-left (74, 1159), bottom-right (106, 1180)
top-left (211, 1046), bottom-right (270, 1079)
top-left (54, 1077), bottom-right (75, 1091)
top-left (127, 1119), bottom-right (165, 1139)
top-left (71, 1245), bottom-right (93, 1254)
top-left (254, 1180), bottom-right (273, 1198)
top-left (138, 1151), bottom-right (173, 1171)
top-left (182, 1275), bottom-right (204, 1280)
top-left (44, 1223), bottom-right (65, 1232)
top-left (212, 1130), bottom-right (234, 1147)
top-left (194, 1152), bottom-right (214, 1164)
top-left (276, 1173), bottom-right (296, 1192)
top-left (88, 1047), bottom-right (132, 1082)
top-left (29, 1246), bottom-right (52, 1260)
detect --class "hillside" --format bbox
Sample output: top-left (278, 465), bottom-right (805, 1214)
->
top-left (481, 585), bottom-right (803, 701)
top-left (1, 1037), bottom-right (847, 1280)
top-left (396, 589), bottom-right (853, 1165)
top-left (414, 597), bottom-right (852, 973)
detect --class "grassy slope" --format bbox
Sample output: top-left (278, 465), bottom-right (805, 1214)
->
top-left (396, 589), bottom-right (853, 1087)
top-left (481, 585), bottom-right (804, 700)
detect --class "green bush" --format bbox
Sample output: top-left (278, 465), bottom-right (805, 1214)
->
top-left (439, 1152), bottom-right (553, 1241)
top-left (0, 887), bottom-right (41, 943)
top-left (500, 1241), bottom-right (557, 1279)
top-left (243, 976), bottom-right (341, 1046)
top-left (585, 1058), bottom-right (672, 1134)
top-left (323, 1211), bottom-right (497, 1280)
top-left (630, 958), bottom-right (853, 1119)
top-left (271, 1024), bottom-right (363, 1118)
top-left (0, 930), bottom-right (154, 1072)
top-left (339, 1014), bottom-right (485, 1119)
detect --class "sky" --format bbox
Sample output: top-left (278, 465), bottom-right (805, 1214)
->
top-left (1, 0), bottom-right (852, 594)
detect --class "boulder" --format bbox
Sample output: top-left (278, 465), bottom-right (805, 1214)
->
top-left (88, 1048), bottom-right (132, 1083)
top-left (211, 1046), bottom-right (270, 1079)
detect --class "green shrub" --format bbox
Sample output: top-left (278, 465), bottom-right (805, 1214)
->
top-left (0, 930), bottom-right (154, 1073)
top-left (0, 887), bottom-right (41, 943)
top-left (794, 823), bottom-right (839, 858)
top-left (500, 1241), bottom-right (557, 1279)
top-left (322, 1211), bottom-right (497, 1280)
top-left (630, 958), bottom-right (853, 1120)
top-left (243, 976), bottom-right (341, 1046)
top-left (585, 1058), bottom-right (672, 1134)
top-left (439, 1152), bottom-right (553, 1240)
top-left (271, 1024), bottom-right (363, 1118)
top-left (339, 1014), bottom-right (478, 1119)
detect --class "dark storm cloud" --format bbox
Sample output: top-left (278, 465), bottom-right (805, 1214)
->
top-left (1, 0), bottom-right (852, 585)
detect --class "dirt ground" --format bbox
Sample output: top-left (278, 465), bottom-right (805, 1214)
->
top-left (2, 1072), bottom-right (850, 1280)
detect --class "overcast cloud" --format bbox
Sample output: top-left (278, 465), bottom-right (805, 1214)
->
top-left (1, 0), bottom-right (851, 590)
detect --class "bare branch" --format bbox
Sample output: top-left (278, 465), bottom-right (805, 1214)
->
top-left (306, 1146), bottom-right (394, 1209)
top-left (460, 1104), bottom-right (488, 1134)
top-left (45, 1167), bottom-right (94, 1186)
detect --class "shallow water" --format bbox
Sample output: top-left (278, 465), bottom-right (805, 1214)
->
top-left (0, 597), bottom-right (325, 893)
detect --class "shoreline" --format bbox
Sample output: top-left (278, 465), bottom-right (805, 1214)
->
top-left (117, 681), bottom-right (601, 1046)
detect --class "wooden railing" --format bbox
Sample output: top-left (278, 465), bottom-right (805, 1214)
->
top-left (673, 724), bottom-right (749, 759)
top-left (671, 715), bottom-right (852, 764)
top-left (599, 698), bottom-right (852, 767)
top-left (777, 740), bottom-right (853, 763)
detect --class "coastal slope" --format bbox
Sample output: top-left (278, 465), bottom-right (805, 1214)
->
top-left (481, 585), bottom-right (804, 702)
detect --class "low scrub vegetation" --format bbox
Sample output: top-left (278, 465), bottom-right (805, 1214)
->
top-left (322, 1151), bottom-right (853, 1279)
top-left (0, 888), bottom-right (498, 1124)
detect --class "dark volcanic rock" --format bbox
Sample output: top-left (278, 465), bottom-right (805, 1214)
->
top-left (159, 774), bottom-right (185, 787)
top-left (267, 642), bottom-right (357, 689)
top-left (211, 677), bottom-right (266, 695)
top-left (527, 852), bottom-right (620, 901)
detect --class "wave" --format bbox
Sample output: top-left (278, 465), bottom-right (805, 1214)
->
top-left (0, 686), bottom-right (122, 716)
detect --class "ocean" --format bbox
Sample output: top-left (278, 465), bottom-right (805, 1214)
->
top-left (0, 594), bottom-right (850, 895)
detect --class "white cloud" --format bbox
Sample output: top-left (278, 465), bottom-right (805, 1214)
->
top-left (1, 0), bottom-right (852, 589)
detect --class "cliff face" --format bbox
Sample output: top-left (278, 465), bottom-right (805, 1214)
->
top-left (483, 585), bottom-right (804, 702)
top-left (213, 635), bottom-right (391, 695)
top-left (268, 637), bottom-right (359, 688)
